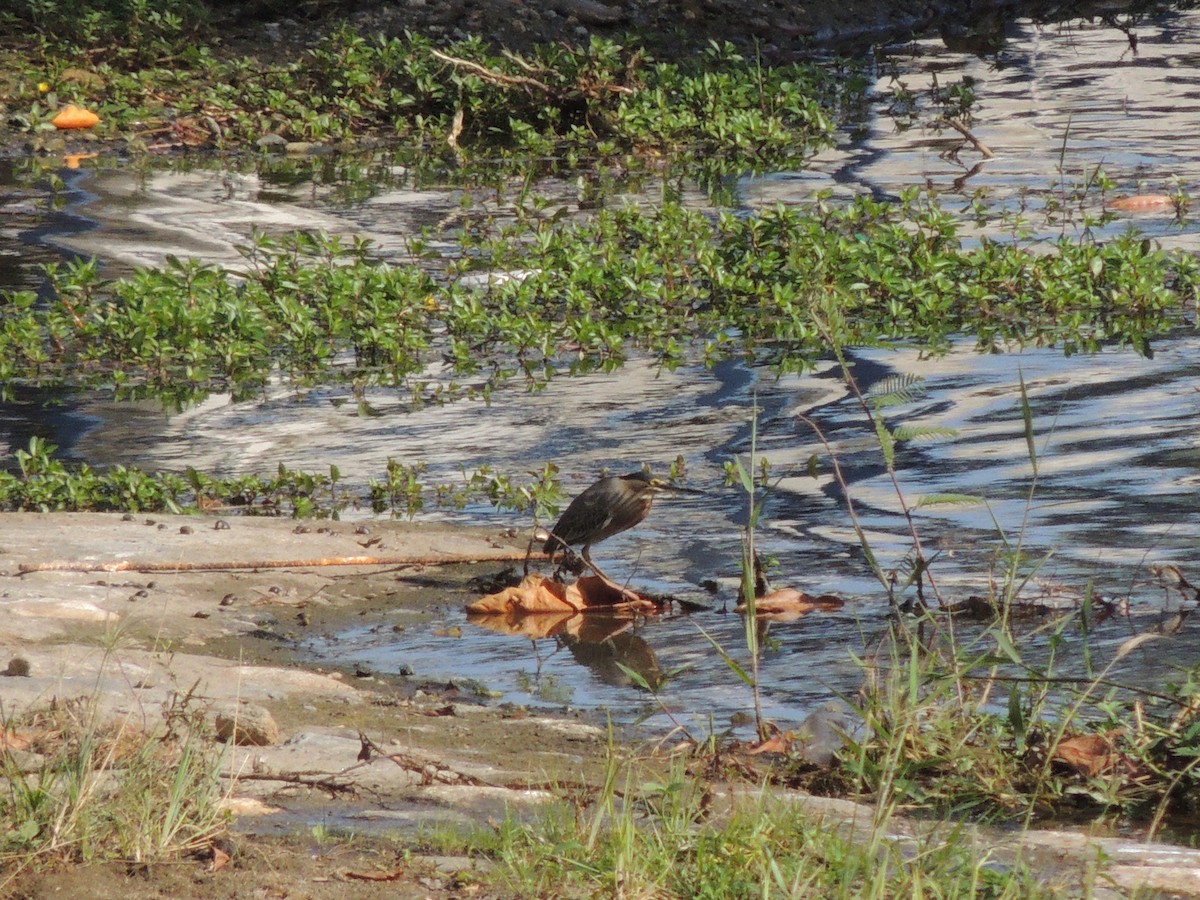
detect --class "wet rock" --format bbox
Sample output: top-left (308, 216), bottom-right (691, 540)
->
top-left (215, 702), bottom-right (280, 746)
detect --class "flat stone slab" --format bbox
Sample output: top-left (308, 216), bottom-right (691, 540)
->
top-left (0, 511), bottom-right (589, 830)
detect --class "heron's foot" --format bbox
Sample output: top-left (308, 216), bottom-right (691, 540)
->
top-left (557, 550), bottom-right (585, 577)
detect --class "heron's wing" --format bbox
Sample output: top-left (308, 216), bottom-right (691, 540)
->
top-left (586, 489), bottom-right (649, 545)
top-left (543, 480), bottom-right (618, 551)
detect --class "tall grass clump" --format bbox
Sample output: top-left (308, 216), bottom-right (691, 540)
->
top-left (803, 356), bottom-right (1200, 834)
top-left (476, 750), bottom-right (1048, 898)
top-left (0, 687), bottom-right (228, 886)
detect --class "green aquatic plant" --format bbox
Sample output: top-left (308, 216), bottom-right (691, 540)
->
top-left (4, 192), bottom-right (1195, 409)
top-left (1, 13), bottom-right (850, 175)
top-left (0, 437), bottom-right (563, 521)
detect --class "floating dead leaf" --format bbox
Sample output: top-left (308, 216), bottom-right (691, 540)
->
top-left (736, 588), bottom-right (844, 621)
top-left (1052, 732), bottom-right (1123, 777)
top-left (468, 573), bottom-right (660, 616)
top-left (51, 104), bottom-right (101, 130)
top-left (1108, 194), bottom-right (1174, 212)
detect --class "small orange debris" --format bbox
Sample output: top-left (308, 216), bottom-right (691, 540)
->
top-left (63, 152), bottom-right (99, 169)
top-left (736, 587), bottom-right (844, 621)
top-left (51, 105), bottom-right (100, 130)
top-left (748, 729), bottom-right (795, 755)
top-left (1108, 194), bottom-right (1174, 212)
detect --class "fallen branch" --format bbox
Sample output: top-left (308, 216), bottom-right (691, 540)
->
top-left (356, 731), bottom-right (486, 786)
top-left (943, 117), bottom-right (995, 158)
top-left (17, 549), bottom-right (542, 575)
top-left (222, 771), bottom-right (358, 796)
top-left (429, 48), bottom-right (553, 94)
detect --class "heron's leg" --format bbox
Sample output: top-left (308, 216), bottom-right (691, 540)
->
top-left (581, 546), bottom-right (641, 602)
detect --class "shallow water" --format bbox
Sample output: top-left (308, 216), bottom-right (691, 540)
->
top-left (5, 7), bottom-right (1200, 733)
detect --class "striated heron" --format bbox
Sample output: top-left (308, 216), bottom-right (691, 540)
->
top-left (543, 471), bottom-right (698, 590)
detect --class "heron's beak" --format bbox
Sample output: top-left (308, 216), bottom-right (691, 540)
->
top-left (650, 479), bottom-right (705, 495)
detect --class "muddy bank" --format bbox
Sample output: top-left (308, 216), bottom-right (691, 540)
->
top-left (0, 512), bottom-right (611, 824)
top-left (7, 512), bottom-right (1200, 897)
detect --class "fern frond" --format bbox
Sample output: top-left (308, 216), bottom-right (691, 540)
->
top-left (867, 373), bottom-right (926, 408)
top-left (892, 425), bottom-right (958, 442)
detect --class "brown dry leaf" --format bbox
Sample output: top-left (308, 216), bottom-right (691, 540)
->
top-left (51, 105), bottom-right (101, 129)
top-left (748, 730), bottom-right (794, 755)
top-left (1052, 732), bottom-right (1122, 777)
top-left (210, 846), bottom-right (231, 873)
top-left (1108, 194), bottom-right (1174, 212)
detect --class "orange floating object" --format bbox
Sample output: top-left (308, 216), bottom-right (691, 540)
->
top-left (735, 587), bottom-right (844, 621)
top-left (63, 152), bottom-right (99, 169)
top-left (51, 105), bottom-right (100, 130)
